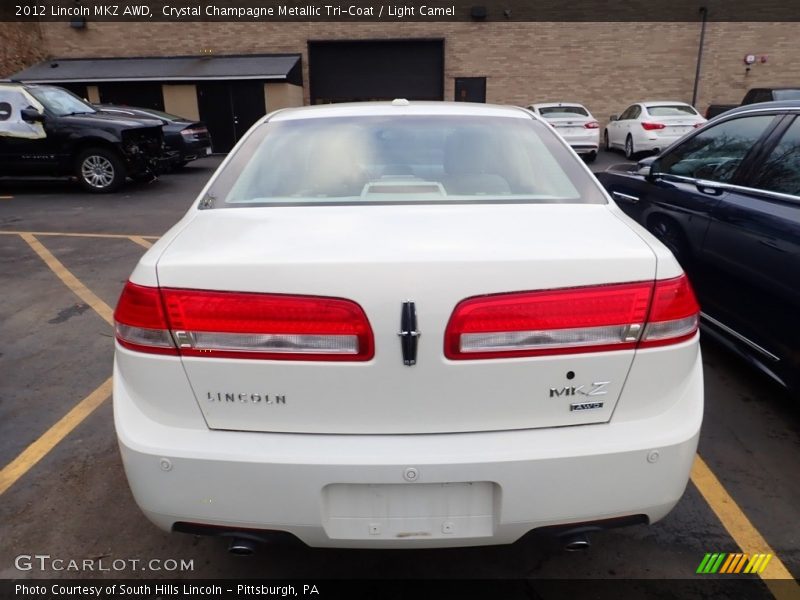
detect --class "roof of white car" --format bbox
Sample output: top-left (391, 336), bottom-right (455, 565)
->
top-left (638, 101), bottom-right (695, 107)
top-left (529, 102), bottom-right (588, 109)
top-left (268, 100), bottom-right (533, 122)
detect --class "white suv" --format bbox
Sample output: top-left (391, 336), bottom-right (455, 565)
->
top-left (114, 101), bottom-right (703, 551)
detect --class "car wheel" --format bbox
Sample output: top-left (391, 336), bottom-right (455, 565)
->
top-left (624, 135), bottom-right (635, 160)
top-left (76, 148), bottom-right (126, 193)
top-left (604, 130), bottom-right (611, 151)
top-left (648, 217), bottom-right (691, 266)
top-left (584, 151), bottom-right (597, 164)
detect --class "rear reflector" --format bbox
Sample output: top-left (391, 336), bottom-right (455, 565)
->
top-left (445, 276), bottom-right (698, 359)
top-left (114, 282), bottom-right (374, 361)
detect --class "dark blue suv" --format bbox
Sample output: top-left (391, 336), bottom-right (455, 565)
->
top-left (596, 101), bottom-right (800, 398)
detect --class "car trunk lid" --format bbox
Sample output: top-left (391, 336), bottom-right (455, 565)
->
top-left (156, 203), bottom-right (657, 434)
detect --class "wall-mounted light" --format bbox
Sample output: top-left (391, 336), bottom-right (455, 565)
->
top-left (470, 6), bottom-right (487, 20)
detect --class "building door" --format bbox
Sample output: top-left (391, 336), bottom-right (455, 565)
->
top-left (309, 40), bottom-right (444, 104)
top-left (97, 82), bottom-right (164, 110)
top-left (455, 78), bottom-right (486, 103)
top-left (196, 81), bottom-right (266, 153)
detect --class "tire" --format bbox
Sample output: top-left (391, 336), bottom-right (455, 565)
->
top-left (75, 147), bottom-right (126, 193)
top-left (604, 130), bottom-right (611, 151)
top-left (583, 151), bottom-right (597, 164)
top-left (624, 135), bottom-right (635, 160)
top-left (648, 217), bottom-right (691, 266)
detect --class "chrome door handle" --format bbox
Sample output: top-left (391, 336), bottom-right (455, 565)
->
top-left (611, 191), bottom-right (639, 204)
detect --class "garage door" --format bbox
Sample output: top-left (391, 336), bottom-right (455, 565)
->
top-left (309, 40), bottom-right (444, 104)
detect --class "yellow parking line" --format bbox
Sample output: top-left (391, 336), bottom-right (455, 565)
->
top-left (0, 230), bottom-right (159, 240)
top-left (20, 233), bottom-right (115, 327)
top-left (691, 456), bottom-right (797, 596)
top-left (129, 235), bottom-right (153, 249)
top-left (0, 378), bottom-right (112, 496)
top-left (0, 234), bottom-right (118, 495)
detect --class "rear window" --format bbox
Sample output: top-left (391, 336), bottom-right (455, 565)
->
top-left (645, 105), bottom-right (698, 117)
top-left (538, 106), bottom-right (589, 118)
top-left (207, 115), bottom-right (605, 207)
top-left (772, 89), bottom-right (800, 101)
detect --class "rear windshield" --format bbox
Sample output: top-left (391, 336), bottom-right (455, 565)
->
top-left (538, 106), bottom-right (589, 118)
top-left (207, 115), bottom-right (605, 207)
top-left (773, 89), bottom-right (800, 101)
top-left (645, 105), bottom-right (698, 117)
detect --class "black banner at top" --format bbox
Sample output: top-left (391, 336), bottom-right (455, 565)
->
top-left (3, 0), bottom-right (800, 22)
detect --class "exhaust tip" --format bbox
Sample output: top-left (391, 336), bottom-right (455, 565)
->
top-left (562, 533), bottom-right (591, 552)
top-left (228, 537), bottom-right (257, 556)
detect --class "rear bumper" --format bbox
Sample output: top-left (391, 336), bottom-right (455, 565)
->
top-left (637, 133), bottom-right (685, 152)
top-left (560, 132), bottom-right (600, 154)
top-left (569, 144), bottom-right (599, 154)
top-left (114, 349), bottom-right (703, 548)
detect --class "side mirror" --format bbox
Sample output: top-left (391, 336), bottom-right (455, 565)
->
top-left (609, 115), bottom-right (619, 122)
top-left (21, 107), bottom-right (44, 123)
top-left (637, 156), bottom-right (658, 178)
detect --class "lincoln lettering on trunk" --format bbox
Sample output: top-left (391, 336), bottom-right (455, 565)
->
top-left (206, 392), bottom-right (286, 404)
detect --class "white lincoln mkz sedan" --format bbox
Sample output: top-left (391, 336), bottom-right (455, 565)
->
top-left (114, 100), bottom-right (703, 552)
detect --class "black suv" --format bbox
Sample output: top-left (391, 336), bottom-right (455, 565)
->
top-left (0, 83), bottom-right (165, 192)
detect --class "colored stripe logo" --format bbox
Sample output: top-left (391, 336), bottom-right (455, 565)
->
top-left (696, 553), bottom-right (773, 574)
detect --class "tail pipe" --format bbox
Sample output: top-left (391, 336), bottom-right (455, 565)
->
top-left (561, 532), bottom-right (591, 552)
top-left (228, 537), bottom-right (257, 556)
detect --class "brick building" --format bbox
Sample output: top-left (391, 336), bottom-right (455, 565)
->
top-left (3, 20), bottom-right (798, 151)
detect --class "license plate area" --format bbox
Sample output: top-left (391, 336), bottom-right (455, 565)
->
top-left (322, 482), bottom-right (497, 540)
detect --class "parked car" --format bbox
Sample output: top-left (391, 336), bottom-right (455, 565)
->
top-left (96, 104), bottom-right (212, 168)
top-left (705, 87), bottom-right (800, 119)
top-left (604, 101), bottom-right (706, 159)
top-left (0, 83), bottom-right (166, 192)
top-left (597, 100), bottom-right (800, 397)
top-left (527, 102), bottom-right (600, 162)
top-left (114, 100), bottom-right (703, 551)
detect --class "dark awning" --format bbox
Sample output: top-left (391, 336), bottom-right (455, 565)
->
top-left (11, 54), bottom-right (302, 85)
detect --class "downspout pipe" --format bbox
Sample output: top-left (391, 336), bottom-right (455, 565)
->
top-left (692, 7), bottom-right (709, 107)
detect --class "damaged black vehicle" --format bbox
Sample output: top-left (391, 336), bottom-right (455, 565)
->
top-left (0, 83), bottom-right (167, 192)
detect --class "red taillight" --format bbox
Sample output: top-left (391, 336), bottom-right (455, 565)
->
top-left (180, 127), bottom-right (207, 137)
top-left (639, 275), bottom-right (700, 348)
top-left (584, 121), bottom-right (600, 129)
top-left (114, 282), bottom-right (177, 355)
top-left (444, 275), bottom-right (698, 360)
top-left (693, 122), bottom-right (705, 128)
top-left (114, 282), bottom-right (374, 361)
top-left (641, 122), bottom-right (666, 130)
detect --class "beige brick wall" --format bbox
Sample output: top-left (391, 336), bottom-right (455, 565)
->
top-left (27, 21), bottom-right (800, 126)
top-left (163, 84), bottom-right (200, 120)
top-left (265, 83), bottom-right (304, 112)
top-left (0, 22), bottom-right (47, 78)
